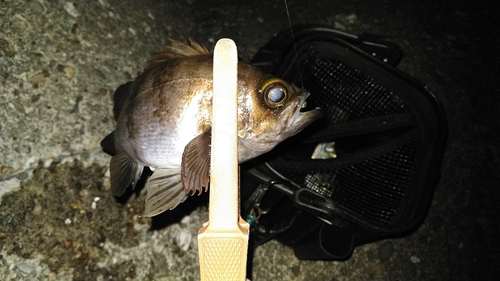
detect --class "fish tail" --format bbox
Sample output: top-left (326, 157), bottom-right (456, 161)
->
top-left (112, 81), bottom-right (134, 121)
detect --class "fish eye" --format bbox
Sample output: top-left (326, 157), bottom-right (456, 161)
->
top-left (261, 77), bottom-right (290, 108)
top-left (268, 87), bottom-right (286, 103)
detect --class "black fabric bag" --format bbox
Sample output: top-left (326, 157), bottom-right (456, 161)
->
top-left (241, 24), bottom-right (447, 260)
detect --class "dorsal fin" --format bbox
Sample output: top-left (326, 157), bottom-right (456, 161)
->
top-left (146, 38), bottom-right (210, 69)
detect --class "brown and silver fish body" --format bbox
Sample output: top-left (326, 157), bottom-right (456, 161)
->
top-left (105, 39), bottom-right (321, 217)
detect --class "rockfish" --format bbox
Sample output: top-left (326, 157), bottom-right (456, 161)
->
top-left (102, 39), bottom-right (321, 217)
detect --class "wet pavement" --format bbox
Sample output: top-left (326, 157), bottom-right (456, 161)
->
top-left (1, 0), bottom-right (499, 280)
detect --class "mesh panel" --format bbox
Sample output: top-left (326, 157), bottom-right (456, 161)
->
top-left (332, 143), bottom-right (417, 226)
top-left (302, 52), bottom-right (407, 124)
top-left (271, 142), bottom-right (417, 226)
top-left (269, 51), bottom-right (419, 226)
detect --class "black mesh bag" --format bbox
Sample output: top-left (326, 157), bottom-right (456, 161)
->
top-left (241, 24), bottom-right (447, 260)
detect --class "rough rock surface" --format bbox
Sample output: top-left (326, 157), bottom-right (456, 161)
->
top-left (1, 0), bottom-right (498, 280)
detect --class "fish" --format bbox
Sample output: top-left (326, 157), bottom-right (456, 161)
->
top-left (101, 39), bottom-right (322, 217)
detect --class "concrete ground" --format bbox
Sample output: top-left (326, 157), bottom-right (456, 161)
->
top-left (1, 0), bottom-right (498, 280)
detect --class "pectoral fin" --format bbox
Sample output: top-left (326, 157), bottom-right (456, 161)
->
top-left (143, 166), bottom-right (188, 217)
top-left (181, 130), bottom-right (211, 196)
top-left (110, 153), bottom-right (143, 196)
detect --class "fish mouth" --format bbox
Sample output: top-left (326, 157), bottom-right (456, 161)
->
top-left (288, 91), bottom-right (322, 129)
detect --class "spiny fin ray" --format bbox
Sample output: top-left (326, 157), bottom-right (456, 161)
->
top-left (181, 130), bottom-right (211, 196)
top-left (110, 153), bottom-right (143, 196)
top-left (146, 38), bottom-right (210, 69)
top-left (143, 166), bottom-right (188, 217)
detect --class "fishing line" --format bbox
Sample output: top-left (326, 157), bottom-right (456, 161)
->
top-left (283, 0), bottom-right (304, 89)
